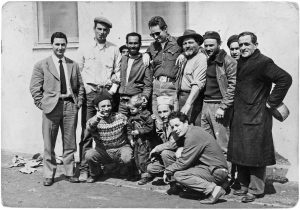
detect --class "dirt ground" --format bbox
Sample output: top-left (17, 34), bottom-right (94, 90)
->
top-left (1, 150), bottom-right (298, 208)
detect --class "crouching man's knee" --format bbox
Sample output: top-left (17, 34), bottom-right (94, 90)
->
top-left (85, 149), bottom-right (98, 162)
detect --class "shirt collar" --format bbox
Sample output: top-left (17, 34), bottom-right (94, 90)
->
top-left (93, 38), bottom-right (109, 49)
top-left (52, 54), bottom-right (66, 64)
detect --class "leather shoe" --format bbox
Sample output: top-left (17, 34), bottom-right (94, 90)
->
top-left (65, 176), bottom-right (80, 183)
top-left (200, 186), bottom-right (225, 204)
top-left (241, 193), bottom-right (264, 203)
top-left (43, 178), bottom-right (54, 186)
top-left (138, 176), bottom-right (153, 185)
top-left (166, 183), bottom-right (183, 195)
top-left (233, 189), bottom-right (248, 196)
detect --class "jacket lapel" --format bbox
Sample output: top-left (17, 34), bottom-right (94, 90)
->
top-left (47, 57), bottom-right (59, 80)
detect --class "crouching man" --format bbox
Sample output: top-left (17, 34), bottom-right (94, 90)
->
top-left (84, 89), bottom-right (133, 183)
top-left (163, 112), bottom-right (228, 204)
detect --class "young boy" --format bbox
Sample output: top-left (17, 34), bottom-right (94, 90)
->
top-left (127, 94), bottom-right (155, 182)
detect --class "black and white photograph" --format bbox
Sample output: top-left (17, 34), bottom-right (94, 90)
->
top-left (1, 0), bottom-right (298, 208)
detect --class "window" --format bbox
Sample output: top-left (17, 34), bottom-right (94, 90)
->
top-left (135, 2), bottom-right (187, 41)
top-left (36, 2), bottom-right (79, 44)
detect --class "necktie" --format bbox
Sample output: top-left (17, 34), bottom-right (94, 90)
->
top-left (59, 60), bottom-right (67, 94)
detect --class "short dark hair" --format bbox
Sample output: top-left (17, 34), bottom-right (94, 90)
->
top-left (126, 32), bottom-right (142, 44)
top-left (51, 32), bottom-right (68, 44)
top-left (148, 16), bottom-right (167, 30)
top-left (238, 31), bottom-right (257, 44)
top-left (168, 111), bottom-right (189, 123)
top-left (119, 45), bottom-right (128, 53)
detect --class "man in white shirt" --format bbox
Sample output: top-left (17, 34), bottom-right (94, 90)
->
top-left (30, 32), bottom-right (84, 186)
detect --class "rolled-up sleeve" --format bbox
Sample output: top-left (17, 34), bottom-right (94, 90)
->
top-left (190, 53), bottom-right (207, 90)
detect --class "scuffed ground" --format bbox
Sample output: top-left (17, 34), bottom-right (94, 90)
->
top-left (1, 150), bottom-right (298, 208)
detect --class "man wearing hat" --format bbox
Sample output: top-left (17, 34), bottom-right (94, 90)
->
top-left (227, 35), bottom-right (240, 60)
top-left (201, 31), bottom-right (237, 160)
top-left (84, 89), bottom-right (133, 183)
top-left (228, 31), bottom-right (292, 203)
top-left (138, 96), bottom-right (182, 185)
top-left (77, 16), bottom-right (121, 181)
top-left (176, 29), bottom-right (207, 126)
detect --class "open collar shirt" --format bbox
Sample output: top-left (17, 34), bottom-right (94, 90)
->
top-left (77, 39), bottom-right (121, 93)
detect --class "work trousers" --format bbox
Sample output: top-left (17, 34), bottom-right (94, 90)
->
top-left (134, 139), bottom-right (151, 173)
top-left (147, 150), bottom-right (176, 175)
top-left (237, 165), bottom-right (266, 195)
top-left (152, 79), bottom-right (178, 120)
top-left (178, 91), bottom-right (203, 126)
top-left (42, 100), bottom-right (78, 178)
top-left (85, 145), bottom-right (133, 177)
top-left (200, 102), bottom-right (232, 154)
top-left (174, 165), bottom-right (228, 196)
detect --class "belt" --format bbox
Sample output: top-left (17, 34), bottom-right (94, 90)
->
top-left (179, 89), bottom-right (191, 94)
top-left (59, 96), bottom-right (74, 103)
top-left (155, 76), bottom-right (176, 83)
top-left (86, 83), bottom-right (112, 90)
top-left (203, 99), bottom-right (222, 104)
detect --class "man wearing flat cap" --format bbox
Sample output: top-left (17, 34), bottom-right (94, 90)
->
top-left (77, 16), bottom-right (121, 182)
top-left (227, 35), bottom-right (240, 60)
top-left (176, 29), bottom-right (207, 126)
top-left (84, 89), bottom-right (133, 183)
top-left (201, 31), bottom-right (237, 186)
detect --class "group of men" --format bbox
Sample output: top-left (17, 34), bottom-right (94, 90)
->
top-left (29, 15), bottom-right (292, 205)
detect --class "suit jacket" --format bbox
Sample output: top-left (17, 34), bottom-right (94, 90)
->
top-left (30, 56), bottom-right (84, 114)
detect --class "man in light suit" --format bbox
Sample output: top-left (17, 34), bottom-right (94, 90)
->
top-left (30, 32), bottom-right (84, 186)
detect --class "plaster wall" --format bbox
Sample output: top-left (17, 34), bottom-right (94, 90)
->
top-left (1, 1), bottom-right (298, 181)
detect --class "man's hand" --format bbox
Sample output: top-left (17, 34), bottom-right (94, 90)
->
top-left (163, 173), bottom-right (170, 184)
top-left (175, 147), bottom-right (183, 159)
top-left (215, 108), bottom-right (225, 119)
top-left (131, 130), bottom-right (139, 136)
top-left (180, 103), bottom-right (191, 115)
top-left (175, 54), bottom-right (187, 67)
top-left (149, 147), bottom-right (157, 158)
top-left (142, 53), bottom-right (150, 67)
top-left (76, 101), bottom-right (83, 109)
top-left (96, 111), bottom-right (105, 120)
top-left (142, 96), bottom-right (148, 107)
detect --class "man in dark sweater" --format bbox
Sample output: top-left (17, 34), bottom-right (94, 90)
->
top-left (163, 112), bottom-right (228, 204)
top-left (118, 32), bottom-right (152, 116)
top-left (201, 31), bottom-right (236, 177)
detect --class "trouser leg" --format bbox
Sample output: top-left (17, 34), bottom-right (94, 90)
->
top-left (61, 101), bottom-right (78, 176)
top-left (248, 166), bottom-right (266, 195)
top-left (80, 91), bottom-right (97, 171)
top-left (174, 165), bottom-right (216, 196)
top-left (237, 165), bottom-right (250, 192)
top-left (161, 150), bottom-right (177, 168)
top-left (42, 102), bottom-right (63, 178)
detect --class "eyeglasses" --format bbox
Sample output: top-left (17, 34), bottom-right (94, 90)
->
top-left (150, 31), bottom-right (161, 38)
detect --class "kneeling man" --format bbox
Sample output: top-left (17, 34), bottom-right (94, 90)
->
top-left (84, 89), bottom-right (133, 182)
top-left (163, 112), bottom-right (228, 204)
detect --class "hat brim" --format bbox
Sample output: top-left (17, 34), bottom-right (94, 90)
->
top-left (177, 34), bottom-right (204, 46)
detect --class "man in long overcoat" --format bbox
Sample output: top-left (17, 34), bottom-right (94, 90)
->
top-left (227, 31), bottom-right (292, 203)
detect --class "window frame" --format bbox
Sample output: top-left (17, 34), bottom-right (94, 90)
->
top-left (131, 2), bottom-right (189, 47)
top-left (33, 2), bottom-right (79, 49)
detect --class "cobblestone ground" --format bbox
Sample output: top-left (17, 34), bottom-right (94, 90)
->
top-left (1, 150), bottom-right (298, 208)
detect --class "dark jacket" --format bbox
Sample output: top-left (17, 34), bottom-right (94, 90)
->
top-left (119, 53), bottom-right (153, 99)
top-left (215, 50), bottom-right (237, 110)
top-left (228, 49), bottom-right (292, 167)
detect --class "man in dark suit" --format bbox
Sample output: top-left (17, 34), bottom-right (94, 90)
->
top-left (30, 32), bottom-right (84, 186)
